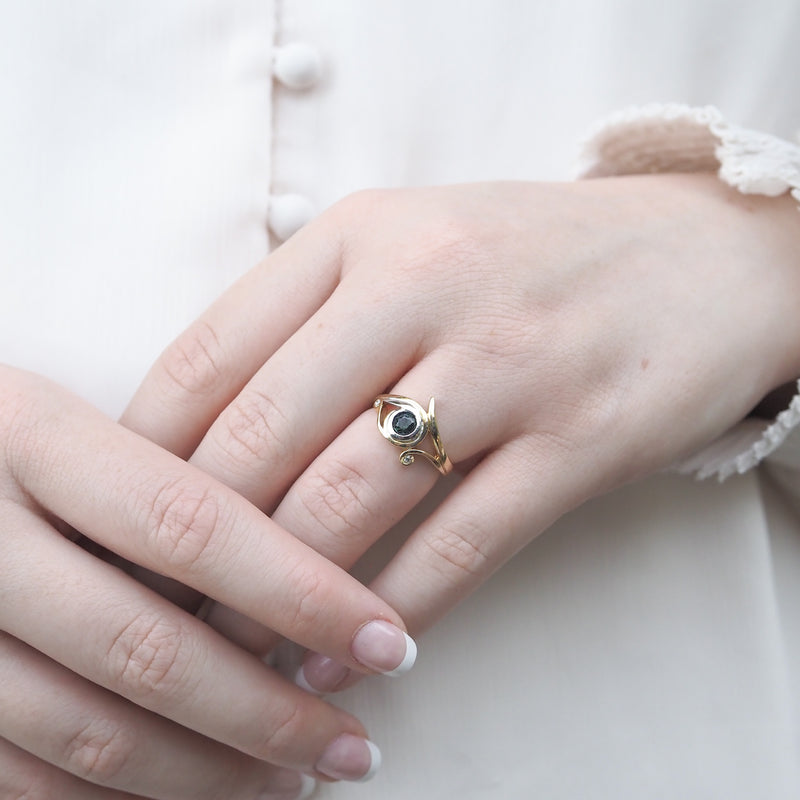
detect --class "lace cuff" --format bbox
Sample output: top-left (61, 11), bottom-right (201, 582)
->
top-left (576, 104), bottom-right (800, 480)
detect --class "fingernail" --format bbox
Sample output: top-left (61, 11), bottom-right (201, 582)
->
top-left (257, 772), bottom-right (316, 799)
top-left (315, 733), bottom-right (382, 782)
top-left (297, 775), bottom-right (316, 799)
top-left (351, 620), bottom-right (417, 676)
top-left (296, 655), bottom-right (351, 694)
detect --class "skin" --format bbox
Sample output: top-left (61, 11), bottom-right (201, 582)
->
top-left (0, 369), bottom-right (408, 797)
top-left (3, 173), bottom-right (800, 796)
top-left (122, 173), bottom-right (800, 662)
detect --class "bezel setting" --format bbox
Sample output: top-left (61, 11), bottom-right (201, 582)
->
top-left (373, 394), bottom-right (453, 475)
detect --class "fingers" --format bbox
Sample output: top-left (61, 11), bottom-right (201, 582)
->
top-left (117, 223), bottom-right (354, 635)
top-left (191, 403), bottom-right (438, 659)
top-left (0, 502), bottom-right (376, 780)
top-left (200, 599), bottom-right (283, 655)
top-left (368, 439), bottom-right (582, 633)
top-left (0, 736), bottom-right (142, 800)
top-left (0, 633), bottom-right (313, 799)
top-left (272, 411), bottom-right (436, 566)
top-left (198, 353), bottom-right (510, 655)
top-left (187, 290), bottom-right (419, 510)
top-left (273, 344), bottom-right (524, 563)
top-left (265, 362), bottom-right (526, 693)
top-left (121, 216), bottom-right (346, 459)
top-left (299, 438), bottom-right (590, 693)
top-left (4, 371), bottom-right (413, 677)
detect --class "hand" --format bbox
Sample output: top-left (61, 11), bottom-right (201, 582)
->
top-left (123, 175), bottom-right (800, 691)
top-left (0, 367), bottom-right (413, 798)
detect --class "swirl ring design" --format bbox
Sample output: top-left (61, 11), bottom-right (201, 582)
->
top-left (373, 395), bottom-right (453, 475)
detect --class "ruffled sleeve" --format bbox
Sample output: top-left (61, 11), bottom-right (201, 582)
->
top-left (576, 104), bottom-right (800, 480)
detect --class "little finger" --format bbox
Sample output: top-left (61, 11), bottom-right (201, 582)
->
top-left (0, 633), bottom-right (314, 800)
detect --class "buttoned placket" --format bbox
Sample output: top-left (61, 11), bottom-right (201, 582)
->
top-left (268, 40), bottom-right (322, 243)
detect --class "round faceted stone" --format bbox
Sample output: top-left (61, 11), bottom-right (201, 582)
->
top-left (391, 410), bottom-right (418, 437)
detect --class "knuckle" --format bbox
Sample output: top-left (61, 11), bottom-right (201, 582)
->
top-left (62, 717), bottom-right (136, 785)
top-left (217, 389), bottom-right (291, 469)
top-left (105, 612), bottom-right (193, 700)
top-left (328, 189), bottom-right (394, 261)
top-left (144, 477), bottom-right (221, 570)
top-left (423, 517), bottom-right (492, 581)
top-left (157, 320), bottom-right (225, 398)
top-left (299, 459), bottom-right (375, 539)
top-left (427, 218), bottom-right (484, 265)
top-left (398, 221), bottom-right (488, 316)
top-left (0, 374), bottom-right (55, 488)
top-left (332, 188), bottom-right (392, 221)
top-left (409, 208), bottom-right (485, 275)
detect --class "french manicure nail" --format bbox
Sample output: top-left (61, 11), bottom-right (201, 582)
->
top-left (351, 620), bottom-right (417, 676)
top-left (257, 772), bottom-right (316, 799)
top-left (296, 655), bottom-right (351, 694)
top-left (315, 733), bottom-right (382, 782)
top-left (297, 775), bottom-right (316, 799)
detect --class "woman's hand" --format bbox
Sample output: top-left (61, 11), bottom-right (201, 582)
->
top-left (123, 174), bottom-right (800, 690)
top-left (0, 367), bottom-right (413, 798)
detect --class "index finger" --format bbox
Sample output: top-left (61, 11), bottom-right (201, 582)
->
top-left (5, 370), bottom-right (416, 678)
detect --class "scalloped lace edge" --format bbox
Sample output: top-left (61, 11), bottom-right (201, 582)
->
top-left (576, 104), bottom-right (800, 480)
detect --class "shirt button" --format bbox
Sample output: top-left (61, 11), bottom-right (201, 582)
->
top-left (273, 43), bottom-right (323, 90)
top-left (268, 194), bottom-right (315, 241)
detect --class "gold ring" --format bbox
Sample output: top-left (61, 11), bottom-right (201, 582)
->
top-left (373, 395), bottom-right (453, 475)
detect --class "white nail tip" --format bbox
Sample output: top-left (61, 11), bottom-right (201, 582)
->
top-left (355, 740), bottom-right (382, 782)
top-left (384, 632), bottom-right (417, 677)
top-left (297, 774), bottom-right (317, 799)
top-left (294, 665), bottom-right (324, 696)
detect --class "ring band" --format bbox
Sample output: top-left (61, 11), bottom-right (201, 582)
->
top-left (373, 395), bottom-right (453, 475)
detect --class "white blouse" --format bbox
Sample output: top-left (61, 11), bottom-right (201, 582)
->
top-left (2, 2), bottom-right (800, 797)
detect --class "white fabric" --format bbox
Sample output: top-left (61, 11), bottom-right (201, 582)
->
top-left (2, 1), bottom-right (800, 798)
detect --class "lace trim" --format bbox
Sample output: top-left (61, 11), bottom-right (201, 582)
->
top-left (576, 104), bottom-right (800, 479)
top-left (577, 103), bottom-right (800, 202)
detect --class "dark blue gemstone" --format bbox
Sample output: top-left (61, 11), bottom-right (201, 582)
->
top-left (392, 410), bottom-right (417, 437)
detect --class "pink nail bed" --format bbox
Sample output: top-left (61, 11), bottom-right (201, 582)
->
top-left (296, 621), bottom-right (417, 694)
top-left (296, 654), bottom-right (351, 694)
top-left (315, 733), bottom-right (382, 782)
top-left (351, 620), bottom-right (417, 675)
top-left (257, 772), bottom-right (316, 799)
